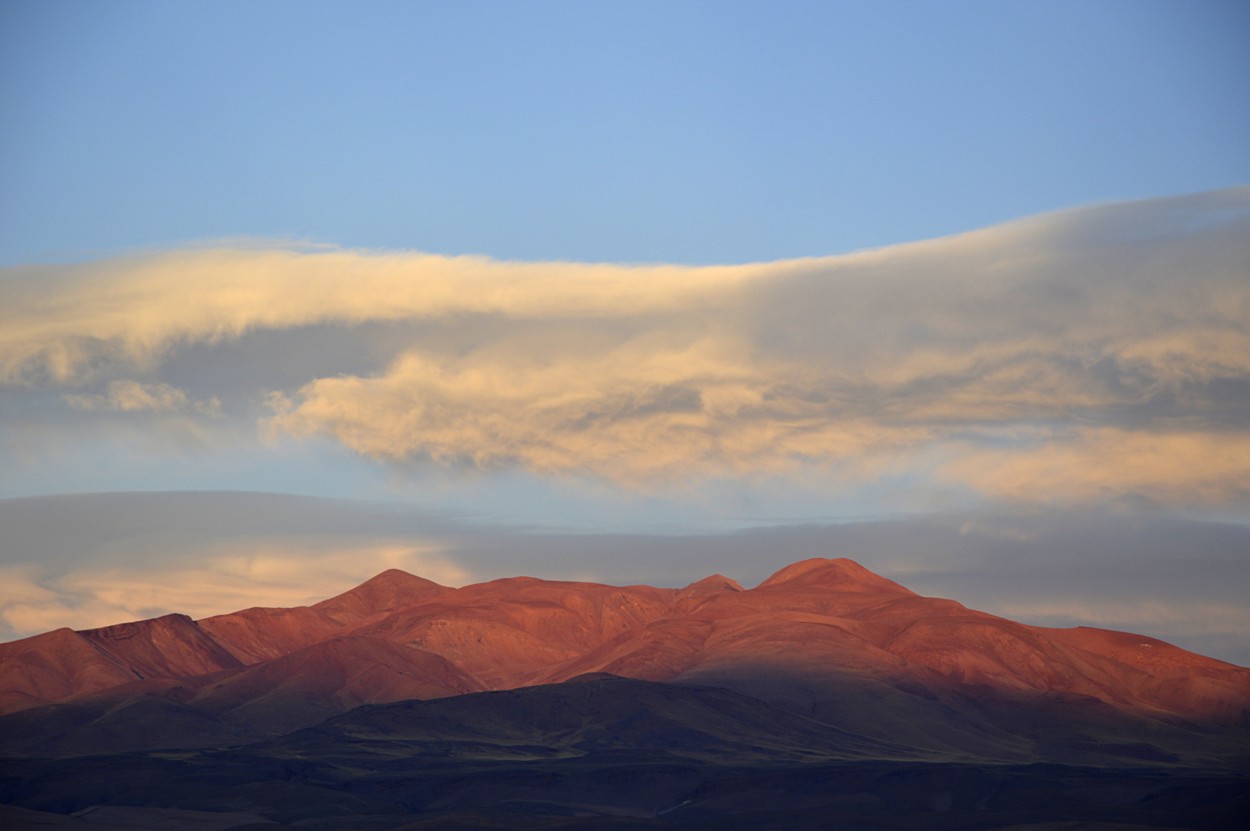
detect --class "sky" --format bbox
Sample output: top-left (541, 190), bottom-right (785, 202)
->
top-left (2, 1), bottom-right (1249, 663)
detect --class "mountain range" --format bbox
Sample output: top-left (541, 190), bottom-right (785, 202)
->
top-left (2, 558), bottom-right (1248, 829)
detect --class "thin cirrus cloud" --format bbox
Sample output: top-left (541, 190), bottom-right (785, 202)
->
top-left (62, 379), bottom-right (221, 416)
top-left (1, 187), bottom-right (1248, 506)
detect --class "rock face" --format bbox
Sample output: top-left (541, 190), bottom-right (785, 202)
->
top-left (0, 628), bottom-right (137, 713)
top-left (79, 613), bottom-right (244, 680)
top-left (1, 557), bottom-right (1248, 759)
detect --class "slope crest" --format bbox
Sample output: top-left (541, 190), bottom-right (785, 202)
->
top-left (758, 557), bottom-right (915, 595)
top-left (312, 568), bottom-right (448, 624)
top-left (0, 628), bottom-right (136, 714)
top-left (79, 613), bottom-right (243, 681)
top-left (196, 605), bottom-right (346, 664)
top-left (681, 574), bottom-right (744, 593)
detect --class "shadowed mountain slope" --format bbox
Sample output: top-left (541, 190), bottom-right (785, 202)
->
top-left (1, 557), bottom-right (1247, 765)
top-left (188, 634), bottom-right (482, 735)
top-left (3, 559), bottom-right (1250, 829)
top-left (278, 674), bottom-right (920, 763)
top-left (2, 675), bottom-right (1247, 831)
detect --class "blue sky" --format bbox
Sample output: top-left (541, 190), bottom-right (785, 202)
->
top-left (3, 0), bottom-right (1248, 264)
top-left (1, 1), bottom-right (1249, 663)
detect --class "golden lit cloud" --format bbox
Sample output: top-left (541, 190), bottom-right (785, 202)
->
top-left (63, 379), bottom-right (221, 415)
top-left (0, 248), bottom-right (762, 385)
top-left (2, 188), bottom-right (1248, 505)
top-left (940, 428), bottom-right (1250, 507)
top-left (0, 540), bottom-right (470, 636)
top-left (267, 345), bottom-right (937, 482)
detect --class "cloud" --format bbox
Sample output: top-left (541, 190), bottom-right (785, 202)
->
top-left (958, 519), bottom-right (1038, 543)
top-left (0, 247), bottom-right (760, 386)
top-left (2, 188), bottom-right (1249, 505)
top-left (994, 597), bottom-right (1250, 643)
top-left (0, 537), bottom-right (470, 638)
top-left (63, 379), bottom-right (221, 415)
top-left (266, 343), bottom-right (934, 482)
top-left (941, 428), bottom-right (1250, 506)
top-left (1, 492), bottom-right (1246, 665)
top-left (0, 491), bottom-right (471, 639)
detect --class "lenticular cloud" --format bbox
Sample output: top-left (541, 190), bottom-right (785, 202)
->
top-left (2, 188), bottom-right (1248, 503)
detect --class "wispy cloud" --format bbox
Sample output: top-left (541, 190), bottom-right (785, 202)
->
top-left (0, 537), bottom-right (469, 637)
top-left (2, 188), bottom-right (1248, 506)
top-left (941, 428), bottom-right (1250, 506)
top-left (0, 249), bottom-right (760, 386)
top-left (63, 379), bottom-right (220, 416)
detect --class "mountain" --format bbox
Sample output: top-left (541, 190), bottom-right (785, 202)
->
top-left (1, 558), bottom-right (1248, 829)
top-left (348, 576), bottom-right (678, 688)
top-left (193, 569), bottom-right (450, 664)
top-left (79, 613), bottom-right (244, 680)
top-left (311, 567), bottom-right (450, 621)
top-left (0, 628), bottom-right (137, 713)
top-left (3, 558), bottom-right (1248, 739)
top-left (0, 614), bottom-right (241, 714)
top-left (1, 675), bottom-right (1247, 831)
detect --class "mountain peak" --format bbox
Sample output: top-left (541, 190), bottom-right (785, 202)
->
top-left (313, 568), bottom-right (448, 622)
top-left (681, 574), bottom-right (744, 593)
top-left (354, 567), bottom-right (446, 592)
top-left (366, 567), bottom-right (438, 586)
top-left (757, 558), bottom-right (914, 594)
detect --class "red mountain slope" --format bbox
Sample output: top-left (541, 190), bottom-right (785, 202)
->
top-left (0, 628), bottom-right (137, 713)
top-left (78, 613), bottom-right (243, 680)
top-left (197, 605), bottom-right (346, 665)
top-left (1, 557), bottom-right (1247, 753)
top-left (351, 577), bottom-right (678, 687)
top-left (311, 568), bottom-right (450, 624)
top-left (0, 615), bottom-right (242, 714)
top-left (532, 559), bottom-right (1250, 727)
top-left (194, 569), bottom-right (452, 666)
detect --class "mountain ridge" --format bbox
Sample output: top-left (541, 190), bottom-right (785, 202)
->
top-left (1, 557), bottom-right (1247, 761)
top-left (3, 557), bottom-right (1249, 830)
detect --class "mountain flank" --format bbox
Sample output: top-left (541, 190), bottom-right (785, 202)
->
top-left (1, 557), bottom-right (1248, 829)
top-left (2, 558), bottom-right (1247, 731)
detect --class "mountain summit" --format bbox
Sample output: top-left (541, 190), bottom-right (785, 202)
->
top-left (312, 567), bottom-right (449, 622)
top-left (1, 558), bottom-right (1247, 760)
top-left (758, 556), bottom-right (917, 593)
top-left (2, 558), bottom-right (1248, 830)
